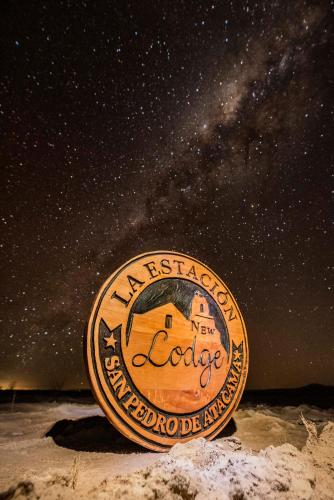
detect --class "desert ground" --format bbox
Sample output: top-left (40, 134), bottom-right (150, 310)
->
top-left (0, 397), bottom-right (333, 499)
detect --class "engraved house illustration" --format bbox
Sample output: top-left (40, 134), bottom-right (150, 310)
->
top-left (128, 291), bottom-right (226, 361)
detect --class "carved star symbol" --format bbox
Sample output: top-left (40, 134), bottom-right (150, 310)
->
top-left (104, 332), bottom-right (117, 350)
top-left (234, 349), bottom-right (242, 361)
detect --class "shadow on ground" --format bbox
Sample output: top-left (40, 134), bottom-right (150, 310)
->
top-left (46, 416), bottom-right (237, 453)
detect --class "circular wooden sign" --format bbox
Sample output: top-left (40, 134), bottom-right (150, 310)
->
top-left (86, 251), bottom-right (248, 451)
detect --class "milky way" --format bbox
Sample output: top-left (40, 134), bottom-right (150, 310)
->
top-left (0, 0), bottom-right (333, 389)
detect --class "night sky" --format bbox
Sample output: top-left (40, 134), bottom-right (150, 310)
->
top-left (1, 1), bottom-right (333, 390)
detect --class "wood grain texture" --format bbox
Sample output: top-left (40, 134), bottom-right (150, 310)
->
top-left (86, 251), bottom-right (248, 451)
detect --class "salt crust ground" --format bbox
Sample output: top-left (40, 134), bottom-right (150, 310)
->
top-left (0, 403), bottom-right (333, 499)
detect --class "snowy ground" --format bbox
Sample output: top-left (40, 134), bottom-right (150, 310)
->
top-left (0, 400), bottom-right (333, 498)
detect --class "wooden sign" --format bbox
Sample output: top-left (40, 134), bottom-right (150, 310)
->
top-left (86, 251), bottom-right (248, 451)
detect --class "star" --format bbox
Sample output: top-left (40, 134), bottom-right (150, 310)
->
top-left (234, 349), bottom-right (242, 361)
top-left (104, 333), bottom-right (117, 350)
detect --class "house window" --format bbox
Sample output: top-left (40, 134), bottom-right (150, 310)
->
top-left (200, 303), bottom-right (204, 313)
top-left (165, 314), bottom-right (172, 329)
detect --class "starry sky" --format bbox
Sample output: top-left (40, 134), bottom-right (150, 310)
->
top-left (1, 0), bottom-right (333, 390)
